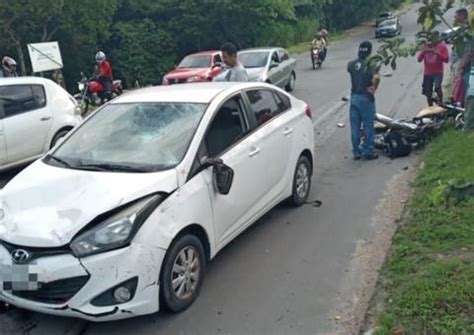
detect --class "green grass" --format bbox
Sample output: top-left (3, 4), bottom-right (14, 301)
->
top-left (373, 129), bottom-right (474, 335)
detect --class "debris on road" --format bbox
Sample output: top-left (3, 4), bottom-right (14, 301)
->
top-left (305, 200), bottom-right (323, 207)
top-left (337, 123), bottom-right (345, 128)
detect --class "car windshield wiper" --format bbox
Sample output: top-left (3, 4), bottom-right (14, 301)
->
top-left (45, 155), bottom-right (72, 169)
top-left (75, 162), bottom-right (153, 173)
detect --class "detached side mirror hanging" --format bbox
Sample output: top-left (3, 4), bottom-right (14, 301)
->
top-left (205, 158), bottom-right (234, 195)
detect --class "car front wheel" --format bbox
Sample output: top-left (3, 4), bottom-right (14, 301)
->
top-left (160, 234), bottom-right (206, 313)
top-left (288, 155), bottom-right (312, 206)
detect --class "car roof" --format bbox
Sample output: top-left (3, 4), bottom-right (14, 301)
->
top-left (0, 76), bottom-right (56, 86)
top-left (238, 47), bottom-right (282, 53)
top-left (112, 82), bottom-right (274, 104)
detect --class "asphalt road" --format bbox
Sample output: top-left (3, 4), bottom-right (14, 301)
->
top-left (0, 4), bottom-right (456, 335)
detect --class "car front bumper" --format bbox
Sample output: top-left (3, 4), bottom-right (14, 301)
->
top-left (0, 242), bottom-right (166, 321)
top-left (376, 30), bottom-right (397, 37)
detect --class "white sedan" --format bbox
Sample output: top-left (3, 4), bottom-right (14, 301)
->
top-left (0, 82), bottom-right (314, 321)
top-left (0, 77), bottom-right (82, 172)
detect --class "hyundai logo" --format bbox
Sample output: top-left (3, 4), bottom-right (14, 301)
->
top-left (11, 249), bottom-right (31, 264)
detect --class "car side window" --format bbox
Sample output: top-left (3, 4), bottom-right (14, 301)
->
top-left (213, 54), bottom-right (222, 65)
top-left (278, 50), bottom-right (289, 62)
top-left (271, 52), bottom-right (279, 63)
top-left (246, 90), bottom-right (282, 126)
top-left (274, 91), bottom-right (292, 112)
top-left (0, 85), bottom-right (44, 118)
top-left (31, 85), bottom-right (47, 108)
top-left (205, 95), bottom-right (247, 157)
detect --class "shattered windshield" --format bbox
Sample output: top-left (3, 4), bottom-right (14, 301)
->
top-left (48, 102), bottom-right (207, 172)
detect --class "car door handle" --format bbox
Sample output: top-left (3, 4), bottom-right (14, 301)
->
top-left (284, 127), bottom-right (293, 136)
top-left (40, 116), bottom-right (51, 121)
top-left (248, 147), bottom-right (261, 157)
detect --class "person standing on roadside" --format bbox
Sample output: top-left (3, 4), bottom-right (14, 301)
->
top-left (451, 8), bottom-right (470, 84)
top-left (417, 40), bottom-right (449, 106)
top-left (213, 42), bottom-right (249, 82)
top-left (347, 41), bottom-right (380, 161)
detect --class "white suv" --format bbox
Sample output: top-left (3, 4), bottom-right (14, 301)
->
top-left (0, 77), bottom-right (82, 172)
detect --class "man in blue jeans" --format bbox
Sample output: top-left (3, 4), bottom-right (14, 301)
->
top-left (347, 41), bottom-right (381, 160)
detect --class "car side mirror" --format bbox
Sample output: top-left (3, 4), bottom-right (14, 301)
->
top-left (270, 61), bottom-right (279, 70)
top-left (203, 158), bottom-right (234, 195)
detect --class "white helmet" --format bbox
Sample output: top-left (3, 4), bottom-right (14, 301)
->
top-left (2, 56), bottom-right (17, 69)
top-left (95, 51), bottom-right (106, 63)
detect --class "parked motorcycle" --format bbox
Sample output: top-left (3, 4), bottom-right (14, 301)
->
top-left (74, 72), bottom-right (123, 115)
top-left (311, 47), bottom-right (324, 70)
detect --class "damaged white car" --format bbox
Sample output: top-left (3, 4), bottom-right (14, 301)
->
top-left (0, 82), bottom-right (314, 321)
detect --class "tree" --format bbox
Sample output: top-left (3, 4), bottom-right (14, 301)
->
top-left (0, 0), bottom-right (117, 76)
top-left (110, 19), bottom-right (177, 86)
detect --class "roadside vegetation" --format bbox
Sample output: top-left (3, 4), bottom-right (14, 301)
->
top-left (372, 128), bottom-right (474, 335)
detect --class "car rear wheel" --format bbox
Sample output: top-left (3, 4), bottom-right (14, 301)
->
top-left (285, 72), bottom-right (296, 92)
top-left (160, 234), bottom-right (206, 313)
top-left (50, 128), bottom-right (71, 149)
top-left (288, 155), bottom-right (312, 206)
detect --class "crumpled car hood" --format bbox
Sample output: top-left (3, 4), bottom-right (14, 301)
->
top-left (0, 160), bottom-right (178, 247)
top-left (165, 68), bottom-right (209, 79)
top-left (245, 67), bottom-right (266, 81)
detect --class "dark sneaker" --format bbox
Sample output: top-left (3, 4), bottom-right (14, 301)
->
top-left (353, 155), bottom-right (361, 161)
top-left (363, 152), bottom-right (379, 160)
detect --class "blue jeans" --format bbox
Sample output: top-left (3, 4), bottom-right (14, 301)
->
top-left (350, 94), bottom-right (376, 157)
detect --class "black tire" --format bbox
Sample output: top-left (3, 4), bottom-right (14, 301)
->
top-left (285, 72), bottom-right (296, 92)
top-left (160, 234), bottom-right (206, 313)
top-left (288, 155), bottom-right (312, 207)
top-left (312, 58), bottom-right (316, 70)
top-left (50, 129), bottom-right (71, 149)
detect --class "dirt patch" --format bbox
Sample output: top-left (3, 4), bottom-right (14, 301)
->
top-left (327, 160), bottom-right (420, 335)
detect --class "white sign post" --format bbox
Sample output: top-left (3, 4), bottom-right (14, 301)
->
top-left (27, 42), bottom-right (63, 73)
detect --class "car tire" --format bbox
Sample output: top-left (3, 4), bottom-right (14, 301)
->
top-left (288, 155), bottom-right (312, 207)
top-left (50, 128), bottom-right (71, 149)
top-left (160, 234), bottom-right (206, 313)
top-left (285, 72), bottom-right (296, 92)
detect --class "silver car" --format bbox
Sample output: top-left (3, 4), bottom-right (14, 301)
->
top-left (238, 47), bottom-right (297, 92)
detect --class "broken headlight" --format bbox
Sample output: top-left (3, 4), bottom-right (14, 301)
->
top-left (70, 194), bottom-right (163, 257)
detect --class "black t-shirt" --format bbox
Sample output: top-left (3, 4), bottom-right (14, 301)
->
top-left (347, 58), bottom-right (378, 100)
